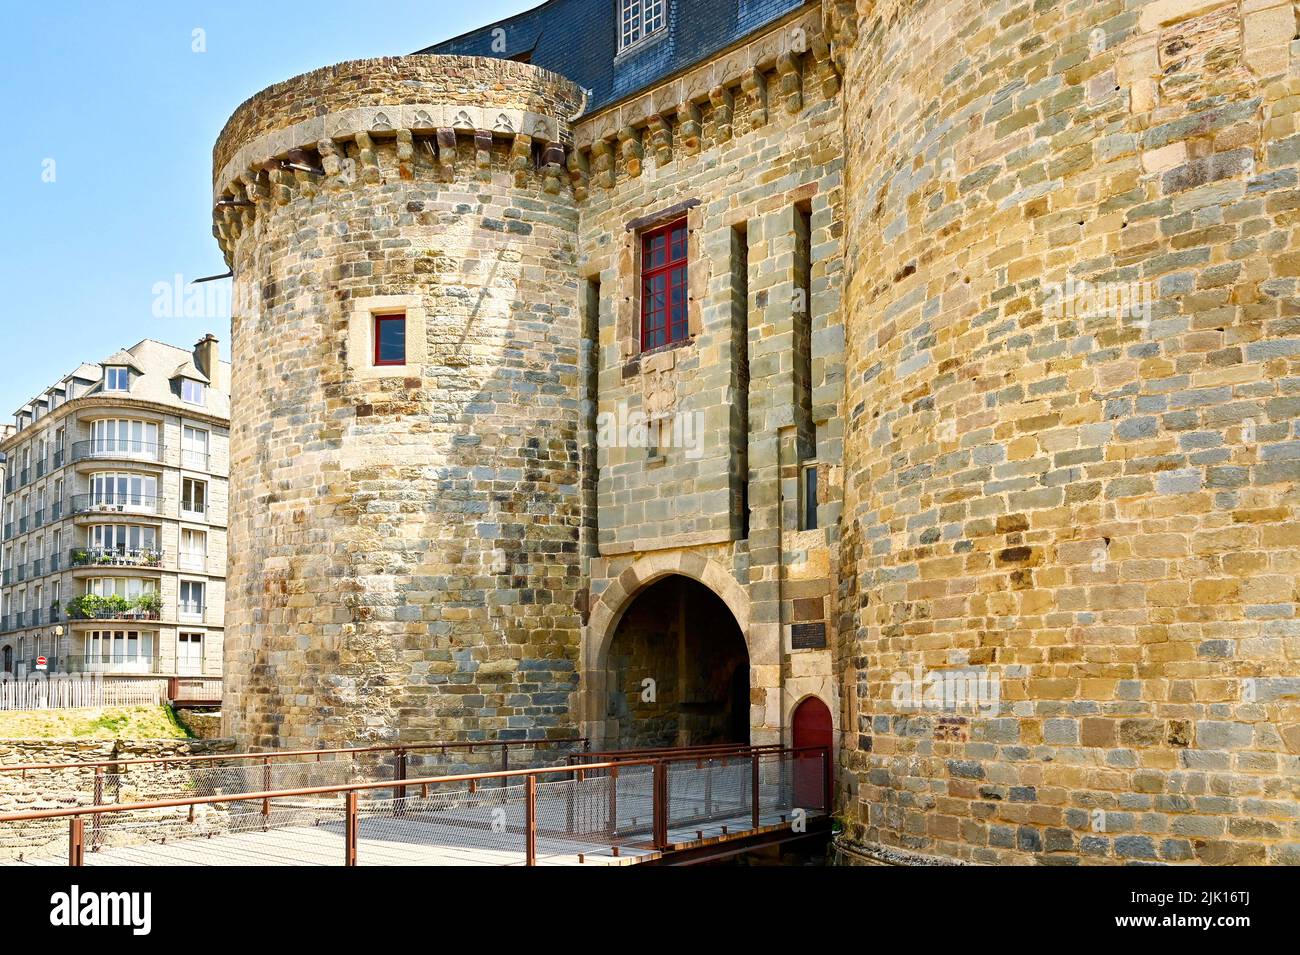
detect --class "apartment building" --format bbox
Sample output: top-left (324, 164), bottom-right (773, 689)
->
top-left (0, 336), bottom-right (229, 685)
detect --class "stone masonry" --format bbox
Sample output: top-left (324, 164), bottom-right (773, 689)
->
top-left (212, 0), bottom-right (1300, 864)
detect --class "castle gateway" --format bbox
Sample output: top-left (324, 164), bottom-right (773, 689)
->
top-left (213, 0), bottom-right (1300, 865)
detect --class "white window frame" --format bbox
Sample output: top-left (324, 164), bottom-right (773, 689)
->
top-left (104, 367), bottom-right (129, 392)
top-left (181, 379), bottom-right (205, 406)
top-left (618, 0), bottom-right (666, 54)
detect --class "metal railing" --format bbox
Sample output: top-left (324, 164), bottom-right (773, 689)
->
top-left (70, 440), bottom-right (164, 463)
top-left (0, 743), bottom-right (829, 867)
top-left (68, 494), bottom-right (162, 516)
top-left (59, 653), bottom-right (160, 675)
top-left (70, 547), bottom-right (164, 568)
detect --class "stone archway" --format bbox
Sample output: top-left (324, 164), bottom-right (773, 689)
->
top-left (583, 552), bottom-right (775, 749)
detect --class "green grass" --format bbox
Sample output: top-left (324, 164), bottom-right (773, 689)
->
top-left (0, 705), bottom-right (193, 739)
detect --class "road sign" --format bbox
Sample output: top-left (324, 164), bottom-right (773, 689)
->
top-left (35, 656), bottom-right (47, 671)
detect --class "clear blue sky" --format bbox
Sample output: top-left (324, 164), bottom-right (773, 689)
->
top-left (0, 0), bottom-right (534, 417)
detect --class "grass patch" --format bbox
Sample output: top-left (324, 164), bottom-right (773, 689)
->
top-left (0, 705), bottom-right (193, 739)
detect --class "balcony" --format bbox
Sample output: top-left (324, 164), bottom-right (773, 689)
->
top-left (29, 608), bottom-right (45, 627)
top-left (3, 475), bottom-right (14, 494)
top-left (71, 547), bottom-right (164, 569)
top-left (49, 501), bottom-right (62, 521)
top-left (1, 568), bottom-right (10, 586)
top-left (48, 553), bottom-right (61, 573)
top-left (69, 493), bottom-right (162, 517)
top-left (65, 593), bottom-right (162, 623)
top-left (0, 615), bottom-right (11, 633)
top-left (32, 508), bottom-right (44, 529)
top-left (71, 439), bottom-right (164, 464)
top-left (19, 467), bottom-right (30, 486)
top-left (52, 448), bottom-right (64, 469)
top-left (15, 564), bottom-right (26, 583)
top-left (36, 460), bottom-right (46, 479)
top-left (181, 450), bottom-right (210, 471)
top-left (62, 653), bottom-right (160, 675)
top-left (30, 557), bottom-right (42, 578)
top-left (1, 523), bottom-right (10, 541)
top-left (18, 516), bottom-right (28, 534)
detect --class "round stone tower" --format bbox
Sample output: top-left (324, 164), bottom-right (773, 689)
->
top-left (212, 57), bottom-right (586, 750)
top-left (831, 0), bottom-right (1300, 865)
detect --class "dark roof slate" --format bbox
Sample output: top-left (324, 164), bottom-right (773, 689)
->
top-left (417, 0), bottom-right (809, 114)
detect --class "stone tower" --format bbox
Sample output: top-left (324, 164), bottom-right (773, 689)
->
top-left (829, 0), bottom-right (1300, 864)
top-left (212, 58), bottom-right (586, 749)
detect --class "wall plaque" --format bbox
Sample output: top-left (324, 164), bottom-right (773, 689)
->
top-left (791, 621), bottom-right (826, 650)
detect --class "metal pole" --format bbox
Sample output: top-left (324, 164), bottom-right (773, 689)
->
top-left (751, 751), bottom-right (761, 830)
top-left (525, 774), bottom-right (538, 866)
top-left (653, 761), bottom-right (669, 850)
top-left (345, 792), bottom-right (358, 866)
top-left (68, 816), bottom-right (84, 866)
top-left (499, 744), bottom-right (508, 788)
top-left (395, 748), bottom-right (407, 816)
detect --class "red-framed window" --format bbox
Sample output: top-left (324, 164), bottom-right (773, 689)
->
top-left (374, 313), bottom-right (406, 366)
top-left (640, 219), bottom-right (688, 350)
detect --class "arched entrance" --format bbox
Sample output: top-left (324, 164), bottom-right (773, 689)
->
top-left (792, 695), bottom-right (833, 808)
top-left (603, 575), bottom-right (749, 750)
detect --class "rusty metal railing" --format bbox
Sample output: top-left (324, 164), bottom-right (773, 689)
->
top-left (0, 744), bottom-right (832, 867)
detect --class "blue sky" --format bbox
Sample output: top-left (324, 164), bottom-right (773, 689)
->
top-left (0, 0), bottom-right (534, 416)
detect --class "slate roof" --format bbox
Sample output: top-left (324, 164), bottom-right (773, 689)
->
top-left (417, 0), bottom-right (811, 114)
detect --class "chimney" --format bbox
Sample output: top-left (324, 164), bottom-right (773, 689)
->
top-left (194, 334), bottom-right (223, 394)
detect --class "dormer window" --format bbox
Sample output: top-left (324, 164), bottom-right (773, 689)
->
top-left (105, 366), bottom-right (129, 392)
top-left (619, 0), bottom-right (665, 53)
top-left (181, 379), bottom-right (205, 405)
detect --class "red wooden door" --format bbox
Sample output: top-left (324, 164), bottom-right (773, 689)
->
top-left (792, 696), bottom-right (833, 810)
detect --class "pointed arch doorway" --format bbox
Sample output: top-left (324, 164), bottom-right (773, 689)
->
top-left (792, 695), bottom-right (833, 808)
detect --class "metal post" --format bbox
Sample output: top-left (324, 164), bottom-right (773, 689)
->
top-left (262, 757), bottom-right (271, 825)
top-left (608, 764), bottom-right (619, 840)
top-left (394, 748), bottom-right (407, 816)
top-left (652, 761), bottom-right (669, 850)
top-left (751, 751), bottom-right (761, 830)
top-left (704, 758), bottom-right (713, 820)
top-left (344, 791), bottom-right (358, 866)
top-left (499, 744), bottom-right (508, 788)
top-left (68, 816), bottom-right (84, 866)
top-left (525, 774), bottom-right (538, 866)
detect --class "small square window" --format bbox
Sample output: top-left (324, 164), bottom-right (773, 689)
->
top-left (374, 313), bottom-right (407, 366)
top-left (105, 367), bottom-right (129, 391)
top-left (181, 380), bottom-right (205, 405)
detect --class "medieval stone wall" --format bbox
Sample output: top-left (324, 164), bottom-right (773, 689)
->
top-left (574, 5), bottom-right (847, 751)
top-left (834, 0), bottom-right (1300, 865)
top-left (216, 58), bottom-right (587, 749)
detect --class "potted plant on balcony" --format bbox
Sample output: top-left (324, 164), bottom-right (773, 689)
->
top-left (143, 550), bottom-right (162, 567)
top-left (133, 593), bottom-right (162, 619)
top-left (72, 549), bottom-right (90, 566)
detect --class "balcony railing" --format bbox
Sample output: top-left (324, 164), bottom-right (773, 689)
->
top-left (36, 460), bottom-right (46, 479)
top-left (53, 448), bottom-right (64, 469)
top-left (1, 523), bottom-right (11, 541)
top-left (30, 557), bottom-right (42, 578)
top-left (29, 608), bottom-right (45, 627)
top-left (1, 569), bottom-right (10, 586)
top-left (69, 494), bottom-right (162, 516)
top-left (0, 615), bottom-right (11, 633)
top-left (19, 467), bottom-right (29, 485)
top-left (48, 553), bottom-right (61, 573)
top-left (15, 564), bottom-right (26, 583)
top-left (181, 451), bottom-right (210, 470)
top-left (62, 653), bottom-right (160, 675)
top-left (3, 474), bottom-right (13, 494)
top-left (67, 607), bottom-right (161, 623)
top-left (32, 508), bottom-right (44, 529)
top-left (71, 440), bottom-right (164, 464)
top-left (18, 516), bottom-right (28, 534)
top-left (49, 501), bottom-right (62, 521)
top-left (71, 547), bottom-right (163, 569)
